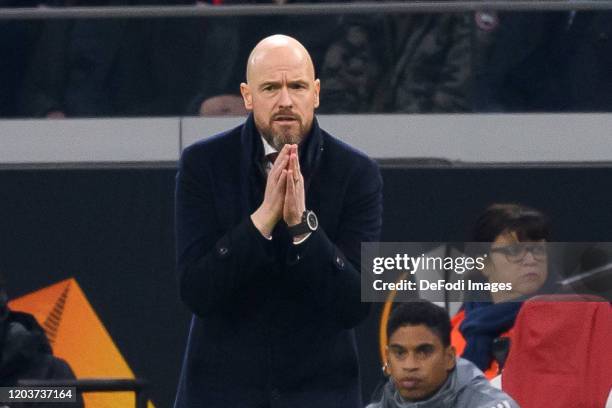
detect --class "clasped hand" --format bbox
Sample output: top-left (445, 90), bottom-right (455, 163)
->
top-left (251, 144), bottom-right (305, 238)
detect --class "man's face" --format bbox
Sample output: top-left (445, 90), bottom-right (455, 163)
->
top-left (241, 45), bottom-right (320, 151)
top-left (386, 324), bottom-right (455, 401)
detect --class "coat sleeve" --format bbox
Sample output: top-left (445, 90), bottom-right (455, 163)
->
top-left (175, 146), bottom-right (277, 317)
top-left (284, 157), bottom-right (383, 329)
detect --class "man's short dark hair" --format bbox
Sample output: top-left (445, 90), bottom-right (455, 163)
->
top-left (387, 301), bottom-right (451, 347)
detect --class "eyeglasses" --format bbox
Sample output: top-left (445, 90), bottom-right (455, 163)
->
top-left (489, 243), bottom-right (547, 263)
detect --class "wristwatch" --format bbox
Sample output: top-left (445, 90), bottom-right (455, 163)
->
top-left (287, 210), bottom-right (318, 237)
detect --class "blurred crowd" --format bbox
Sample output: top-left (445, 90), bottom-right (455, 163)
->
top-left (1, 0), bottom-right (611, 118)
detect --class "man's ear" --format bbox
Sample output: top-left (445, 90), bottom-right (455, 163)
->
top-left (314, 78), bottom-right (320, 109)
top-left (383, 345), bottom-right (390, 376)
top-left (446, 345), bottom-right (457, 371)
top-left (240, 82), bottom-right (253, 111)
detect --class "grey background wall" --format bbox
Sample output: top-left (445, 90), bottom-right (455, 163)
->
top-left (2, 113), bottom-right (612, 166)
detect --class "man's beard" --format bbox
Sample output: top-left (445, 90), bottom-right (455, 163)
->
top-left (259, 118), bottom-right (310, 151)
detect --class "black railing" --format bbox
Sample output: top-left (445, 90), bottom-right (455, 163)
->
top-left (1, 1), bottom-right (612, 21)
top-left (17, 378), bottom-right (149, 408)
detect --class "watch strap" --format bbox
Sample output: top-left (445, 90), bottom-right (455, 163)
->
top-left (287, 211), bottom-right (314, 237)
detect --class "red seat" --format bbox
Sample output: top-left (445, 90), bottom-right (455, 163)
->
top-left (502, 295), bottom-right (612, 408)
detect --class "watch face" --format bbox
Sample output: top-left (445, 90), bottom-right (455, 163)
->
top-left (306, 211), bottom-right (318, 230)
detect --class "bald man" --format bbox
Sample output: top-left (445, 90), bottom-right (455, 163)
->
top-left (174, 35), bottom-right (383, 408)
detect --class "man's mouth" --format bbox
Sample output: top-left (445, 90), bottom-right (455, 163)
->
top-left (399, 377), bottom-right (421, 389)
top-left (274, 115), bottom-right (299, 123)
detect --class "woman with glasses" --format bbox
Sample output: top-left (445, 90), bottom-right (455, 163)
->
top-left (450, 203), bottom-right (558, 379)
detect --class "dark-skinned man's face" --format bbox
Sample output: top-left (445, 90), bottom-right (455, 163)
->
top-left (386, 324), bottom-right (456, 401)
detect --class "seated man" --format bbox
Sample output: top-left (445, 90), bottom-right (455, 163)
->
top-left (0, 283), bottom-right (82, 407)
top-left (368, 301), bottom-right (519, 408)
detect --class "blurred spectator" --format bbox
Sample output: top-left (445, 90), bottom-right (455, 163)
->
top-left (197, 94), bottom-right (247, 116)
top-left (471, 11), bottom-right (569, 112)
top-left (0, 276), bottom-right (83, 407)
top-left (451, 203), bottom-right (559, 379)
top-left (317, 14), bottom-right (382, 113)
top-left (318, 8), bottom-right (471, 113)
top-left (375, 11), bottom-right (471, 113)
top-left (472, 9), bottom-right (612, 113)
top-left (560, 11), bottom-right (612, 112)
top-left (186, 0), bottom-right (247, 116)
top-left (0, 0), bottom-right (45, 118)
top-left (20, 0), bottom-right (210, 117)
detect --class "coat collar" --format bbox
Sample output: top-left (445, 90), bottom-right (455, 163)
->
top-left (377, 367), bottom-right (458, 408)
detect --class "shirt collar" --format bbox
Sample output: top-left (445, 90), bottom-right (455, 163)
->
top-left (261, 135), bottom-right (277, 157)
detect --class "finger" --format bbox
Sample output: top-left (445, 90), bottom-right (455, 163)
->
top-left (291, 152), bottom-right (303, 188)
top-left (284, 169), bottom-right (293, 208)
top-left (293, 145), bottom-right (301, 174)
top-left (287, 170), bottom-right (295, 196)
top-left (277, 169), bottom-right (288, 196)
top-left (279, 168), bottom-right (287, 184)
top-left (274, 144), bottom-right (292, 167)
top-left (289, 153), bottom-right (299, 182)
top-left (270, 144), bottom-right (292, 179)
top-left (288, 169), bottom-right (299, 209)
top-left (271, 154), bottom-right (290, 183)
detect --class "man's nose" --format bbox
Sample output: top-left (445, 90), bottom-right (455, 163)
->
top-left (401, 353), bottom-right (420, 371)
top-left (278, 85), bottom-right (293, 108)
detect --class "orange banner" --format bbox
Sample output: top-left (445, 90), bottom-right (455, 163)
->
top-left (9, 278), bottom-right (154, 408)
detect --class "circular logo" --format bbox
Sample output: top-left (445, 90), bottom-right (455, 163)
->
top-left (475, 11), bottom-right (499, 32)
